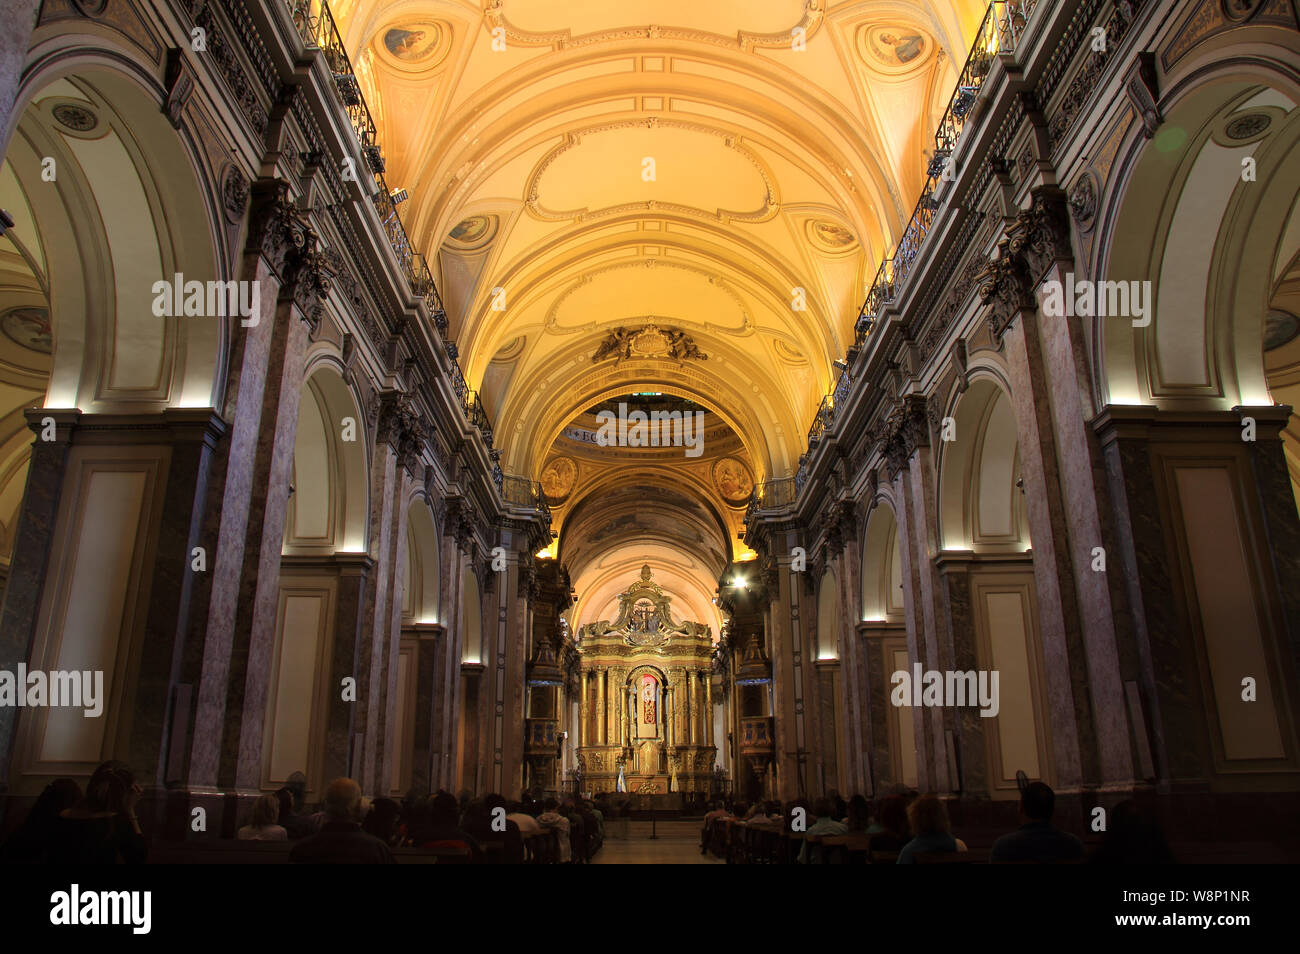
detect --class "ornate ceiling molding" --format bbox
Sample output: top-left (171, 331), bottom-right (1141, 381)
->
top-left (542, 259), bottom-right (754, 337)
top-left (524, 120), bottom-right (779, 225)
top-left (484, 0), bottom-right (825, 53)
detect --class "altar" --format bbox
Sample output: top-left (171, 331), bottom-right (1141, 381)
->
top-left (574, 565), bottom-right (717, 794)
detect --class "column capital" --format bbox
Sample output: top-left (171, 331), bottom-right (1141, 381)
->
top-left (978, 239), bottom-right (1037, 344)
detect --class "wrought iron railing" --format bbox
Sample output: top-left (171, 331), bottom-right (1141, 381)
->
top-left (778, 0), bottom-right (1040, 511)
top-left (749, 478), bottom-right (798, 517)
top-left (288, 1), bottom-right (456, 405)
top-left (502, 475), bottom-right (551, 518)
top-left (807, 394), bottom-right (835, 447)
top-left (855, 0), bottom-right (1038, 346)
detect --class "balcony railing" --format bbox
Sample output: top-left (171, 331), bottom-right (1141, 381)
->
top-left (747, 477), bottom-right (798, 520)
top-left (772, 0), bottom-right (1041, 519)
top-left (288, 0), bottom-right (459, 412)
top-left (502, 475), bottom-right (551, 519)
top-left (856, 0), bottom-right (1038, 347)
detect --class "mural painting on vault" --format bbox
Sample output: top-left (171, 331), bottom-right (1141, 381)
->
top-left (575, 566), bottom-right (716, 794)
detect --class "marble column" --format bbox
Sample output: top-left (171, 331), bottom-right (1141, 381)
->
top-left (185, 180), bottom-right (329, 793)
top-left (128, 410), bottom-right (227, 787)
top-left (321, 555), bottom-right (372, 783)
top-left (374, 460), bottom-right (413, 796)
top-left (762, 541), bottom-right (813, 800)
top-left (0, 0), bottom-right (40, 160)
top-left (432, 537), bottom-right (466, 792)
top-left (407, 624), bottom-right (441, 795)
top-left (889, 463), bottom-right (934, 793)
top-left (0, 409), bottom-right (78, 790)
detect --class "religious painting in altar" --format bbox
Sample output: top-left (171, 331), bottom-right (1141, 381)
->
top-left (637, 673), bottom-right (658, 738)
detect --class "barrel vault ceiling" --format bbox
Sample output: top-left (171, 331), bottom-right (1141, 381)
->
top-left (333, 0), bottom-right (986, 626)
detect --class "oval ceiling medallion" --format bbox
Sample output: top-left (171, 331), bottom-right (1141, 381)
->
top-left (52, 103), bottom-right (98, 133)
top-left (374, 19), bottom-right (453, 72)
top-left (540, 456), bottom-right (578, 504)
top-left (0, 306), bottom-right (54, 354)
top-left (806, 218), bottom-right (858, 254)
top-left (1264, 310), bottom-right (1299, 352)
top-left (713, 457), bottom-right (754, 508)
top-left (857, 23), bottom-right (933, 75)
top-left (444, 214), bottom-right (499, 252)
top-left (1225, 112), bottom-right (1271, 142)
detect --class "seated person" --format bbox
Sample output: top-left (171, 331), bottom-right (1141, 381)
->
top-left (991, 782), bottom-right (1084, 863)
top-left (700, 800), bottom-right (728, 852)
top-left (238, 793), bottom-right (288, 841)
top-left (799, 797), bottom-right (849, 863)
top-left (846, 794), bottom-right (871, 832)
top-left (506, 801), bottom-right (541, 836)
top-left (897, 794), bottom-right (961, 863)
top-left (274, 787), bottom-right (318, 840)
top-left (408, 791), bottom-right (483, 862)
top-left (868, 795), bottom-right (909, 853)
top-left (361, 796), bottom-right (402, 846)
top-left (0, 778), bottom-right (82, 863)
top-left (537, 798), bottom-right (572, 863)
top-left (288, 778), bottom-right (394, 864)
top-left (1090, 799), bottom-right (1175, 865)
top-left (47, 760), bottom-right (146, 864)
top-left (464, 793), bottom-right (524, 864)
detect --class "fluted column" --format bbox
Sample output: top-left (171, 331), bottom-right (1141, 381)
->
top-left (578, 671), bottom-right (588, 749)
top-left (596, 668), bottom-right (606, 745)
top-left (665, 684), bottom-right (674, 747)
top-left (687, 670), bottom-right (697, 745)
top-left (705, 673), bottom-right (714, 747)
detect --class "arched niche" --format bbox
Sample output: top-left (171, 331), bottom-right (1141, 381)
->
top-left (861, 502), bottom-right (904, 622)
top-left (403, 498), bottom-right (442, 624)
top-left (285, 366), bottom-right (370, 554)
top-left (460, 563), bottom-right (483, 665)
top-left (816, 565), bottom-right (839, 661)
top-left (937, 378), bottom-right (1028, 551)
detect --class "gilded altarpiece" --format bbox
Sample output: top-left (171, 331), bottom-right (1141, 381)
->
top-left (575, 567), bottom-right (716, 794)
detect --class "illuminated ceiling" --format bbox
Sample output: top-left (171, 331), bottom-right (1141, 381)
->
top-left (333, 0), bottom-right (986, 621)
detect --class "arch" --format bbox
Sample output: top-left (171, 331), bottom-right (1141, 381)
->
top-left (1097, 66), bottom-right (1300, 411)
top-left (937, 377), bottom-right (1029, 551)
top-left (285, 366), bottom-right (370, 553)
top-left (815, 564), bottom-right (839, 661)
top-left (460, 563), bottom-right (483, 665)
top-left (0, 65), bottom-right (228, 576)
top-left (5, 65), bottom-right (226, 414)
top-left (860, 501), bottom-right (904, 622)
top-left (403, 497), bottom-right (442, 624)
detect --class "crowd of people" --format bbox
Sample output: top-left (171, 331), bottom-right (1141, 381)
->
top-left (699, 782), bottom-right (1177, 864)
top-left (0, 759), bottom-right (1176, 864)
top-left (0, 760), bottom-right (634, 864)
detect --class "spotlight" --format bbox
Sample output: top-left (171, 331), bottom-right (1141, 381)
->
top-left (390, 188), bottom-right (409, 204)
top-left (833, 358), bottom-right (848, 372)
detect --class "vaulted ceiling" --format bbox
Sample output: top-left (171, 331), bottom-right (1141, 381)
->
top-left (333, 0), bottom-right (986, 623)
